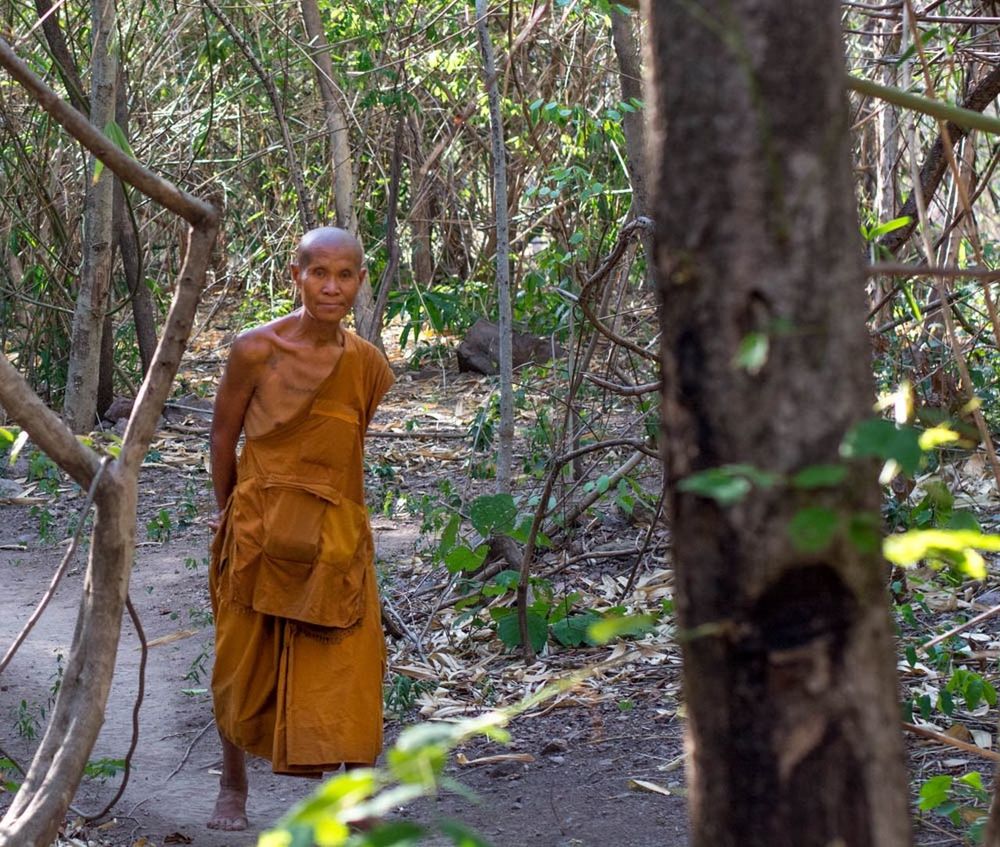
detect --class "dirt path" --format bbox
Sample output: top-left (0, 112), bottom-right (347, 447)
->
top-left (0, 456), bottom-right (688, 846)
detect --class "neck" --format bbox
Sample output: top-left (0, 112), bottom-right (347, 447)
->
top-left (296, 310), bottom-right (345, 346)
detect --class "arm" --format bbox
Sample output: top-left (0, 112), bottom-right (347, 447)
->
top-left (210, 334), bottom-right (265, 512)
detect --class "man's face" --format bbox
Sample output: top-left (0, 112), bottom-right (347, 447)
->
top-left (291, 242), bottom-right (366, 325)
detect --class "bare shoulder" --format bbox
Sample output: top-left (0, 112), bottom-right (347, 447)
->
top-left (229, 314), bottom-right (296, 367)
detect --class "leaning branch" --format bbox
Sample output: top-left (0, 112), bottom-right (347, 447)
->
top-left (0, 38), bottom-right (214, 225)
top-left (848, 69), bottom-right (1000, 256)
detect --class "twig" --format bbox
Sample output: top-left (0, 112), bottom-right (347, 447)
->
top-left (368, 429), bottom-right (467, 439)
top-left (381, 594), bottom-right (426, 658)
top-left (201, 0), bottom-right (314, 229)
top-left (79, 595), bottom-right (148, 821)
top-left (165, 719), bottom-right (214, 782)
top-left (618, 480), bottom-right (668, 603)
top-left (0, 457), bottom-right (109, 676)
top-left (583, 373), bottom-right (661, 396)
top-left (902, 721), bottom-right (1000, 763)
top-left (920, 603), bottom-right (1000, 655)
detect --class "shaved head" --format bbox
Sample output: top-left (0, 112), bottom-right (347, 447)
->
top-left (295, 226), bottom-right (364, 269)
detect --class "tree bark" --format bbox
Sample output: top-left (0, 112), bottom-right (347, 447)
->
top-left (299, 0), bottom-right (382, 346)
top-left (62, 0), bottom-right (117, 432)
top-left (0, 33), bottom-right (218, 846)
top-left (475, 0), bottom-right (513, 495)
top-left (609, 8), bottom-right (654, 279)
top-left (646, 2), bottom-right (912, 845)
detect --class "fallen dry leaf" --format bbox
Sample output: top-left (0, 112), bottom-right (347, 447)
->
top-left (455, 753), bottom-right (535, 766)
top-left (628, 778), bottom-right (676, 797)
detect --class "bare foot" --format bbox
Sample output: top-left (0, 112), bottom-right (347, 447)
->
top-left (207, 782), bottom-right (248, 831)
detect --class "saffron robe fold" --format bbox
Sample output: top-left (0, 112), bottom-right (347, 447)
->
top-left (210, 331), bottom-right (394, 774)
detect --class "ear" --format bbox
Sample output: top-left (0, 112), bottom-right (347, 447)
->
top-left (359, 266), bottom-right (368, 286)
top-left (290, 263), bottom-right (301, 286)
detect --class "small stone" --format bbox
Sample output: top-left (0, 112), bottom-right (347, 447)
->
top-left (0, 478), bottom-right (22, 498)
top-left (548, 755), bottom-right (565, 764)
top-left (541, 738), bottom-right (568, 755)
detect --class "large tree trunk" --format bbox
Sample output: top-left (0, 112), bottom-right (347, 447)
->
top-left (62, 0), bottom-right (117, 432)
top-left (646, 2), bottom-right (912, 846)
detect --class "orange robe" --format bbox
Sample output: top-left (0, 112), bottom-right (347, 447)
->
top-left (210, 331), bottom-right (394, 774)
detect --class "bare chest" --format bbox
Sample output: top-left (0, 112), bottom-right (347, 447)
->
top-left (245, 345), bottom-right (345, 438)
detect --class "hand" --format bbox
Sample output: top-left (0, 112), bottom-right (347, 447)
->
top-left (208, 512), bottom-right (222, 532)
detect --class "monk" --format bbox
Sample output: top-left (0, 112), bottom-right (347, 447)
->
top-left (206, 226), bottom-right (394, 830)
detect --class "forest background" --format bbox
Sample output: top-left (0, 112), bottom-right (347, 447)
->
top-left (3, 0), bottom-right (1000, 845)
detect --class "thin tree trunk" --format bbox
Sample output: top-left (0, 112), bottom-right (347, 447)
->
top-left (609, 8), bottom-right (654, 281)
top-left (62, 0), bottom-right (117, 432)
top-left (115, 71), bottom-right (156, 375)
top-left (646, 1), bottom-right (912, 845)
top-left (0, 34), bottom-right (218, 846)
top-left (299, 0), bottom-right (356, 233)
top-left (476, 0), bottom-right (513, 494)
top-left (299, 0), bottom-right (382, 345)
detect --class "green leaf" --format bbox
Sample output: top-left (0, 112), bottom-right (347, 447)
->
top-left (362, 821), bottom-right (428, 846)
top-left (437, 513), bottom-right (461, 558)
top-left (444, 544), bottom-right (488, 574)
top-left (919, 775), bottom-right (954, 811)
top-left (588, 614), bottom-right (655, 645)
top-left (840, 419), bottom-right (923, 475)
top-left (791, 464), bottom-right (848, 489)
top-left (496, 610), bottom-right (548, 652)
top-left (847, 512), bottom-right (881, 553)
top-left (551, 611), bottom-right (601, 647)
top-left (677, 468), bottom-right (751, 506)
top-left (482, 569), bottom-right (520, 597)
top-left (787, 507), bottom-right (839, 553)
top-left (596, 475), bottom-right (610, 494)
top-left (733, 332), bottom-right (769, 375)
top-left (868, 215), bottom-right (913, 240)
top-left (469, 494), bottom-right (517, 537)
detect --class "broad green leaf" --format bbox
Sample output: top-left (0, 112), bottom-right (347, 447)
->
top-left (482, 569), bottom-right (520, 597)
top-left (360, 820), bottom-right (427, 846)
top-left (437, 513), bottom-right (460, 558)
top-left (733, 332), bottom-right (769, 375)
top-left (840, 419), bottom-right (923, 475)
top-left (0, 427), bottom-right (15, 449)
top-left (551, 611), bottom-right (601, 647)
top-left (919, 775), bottom-right (954, 811)
top-left (588, 614), bottom-right (655, 645)
top-left (868, 215), bottom-right (913, 240)
top-left (677, 468), bottom-right (751, 506)
top-left (847, 512), bottom-right (881, 553)
top-left (959, 771), bottom-right (986, 791)
top-left (791, 464), bottom-right (848, 489)
top-left (496, 610), bottom-right (548, 652)
top-left (787, 507), bottom-right (839, 553)
top-left (444, 544), bottom-right (488, 574)
top-left (469, 493), bottom-right (517, 537)
top-left (596, 475), bottom-right (610, 494)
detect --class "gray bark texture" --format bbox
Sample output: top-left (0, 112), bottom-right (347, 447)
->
top-left (609, 9), bottom-right (654, 279)
top-left (63, 0), bottom-right (117, 432)
top-left (475, 0), bottom-right (514, 494)
top-left (646, 2), bottom-right (913, 845)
